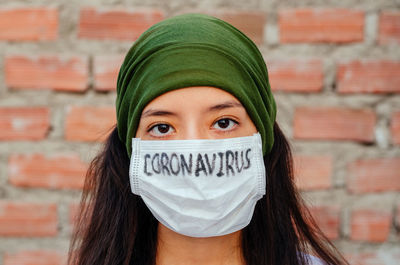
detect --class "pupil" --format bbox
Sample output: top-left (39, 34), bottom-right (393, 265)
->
top-left (158, 124), bottom-right (169, 133)
top-left (218, 119), bottom-right (229, 128)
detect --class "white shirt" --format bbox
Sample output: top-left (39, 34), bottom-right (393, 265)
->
top-left (305, 254), bottom-right (325, 265)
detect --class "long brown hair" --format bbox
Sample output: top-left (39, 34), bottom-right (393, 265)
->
top-left (69, 123), bottom-right (348, 265)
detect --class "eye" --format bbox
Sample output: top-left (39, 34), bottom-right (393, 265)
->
top-left (148, 123), bottom-right (174, 137)
top-left (212, 118), bottom-right (238, 131)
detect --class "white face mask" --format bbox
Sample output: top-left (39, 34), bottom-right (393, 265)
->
top-left (129, 132), bottom-right (266, 237)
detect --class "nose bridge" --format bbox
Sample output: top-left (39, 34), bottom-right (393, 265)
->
top-left (181, 113), bottom-right (208, 140)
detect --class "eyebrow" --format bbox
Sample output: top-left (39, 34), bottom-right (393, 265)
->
top-left (207, 101), bottom-right (243, 112)
top-left (141, 100), bottom-right (243, 118)
top-left (141, 109), bottom-right (177, 118)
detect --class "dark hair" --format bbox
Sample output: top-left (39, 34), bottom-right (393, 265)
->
top-left (69, 123), bottom-right (348, 265)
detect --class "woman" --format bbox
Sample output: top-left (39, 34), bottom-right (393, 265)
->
top-left (69, 13), bottom-right (348, 265)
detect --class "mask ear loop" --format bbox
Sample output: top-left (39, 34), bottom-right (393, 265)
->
top-left (130, 139), bottom-right (141, 195)
top-left (254, 133), bottom-right (266, 196)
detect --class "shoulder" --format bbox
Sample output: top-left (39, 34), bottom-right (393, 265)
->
top-left (303, 253), bottom-right (326, 265)
top-left (305, 254), bottom-right (326, 265)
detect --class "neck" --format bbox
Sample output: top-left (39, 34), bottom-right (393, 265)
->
top-left (156, 223), bottom-right (244, 265)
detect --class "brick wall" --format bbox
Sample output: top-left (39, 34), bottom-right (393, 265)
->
top-left (0, 0), bottom-right (399, 264)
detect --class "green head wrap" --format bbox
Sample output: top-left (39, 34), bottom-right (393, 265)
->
top-left (116, 13), bottom-right (276, 157)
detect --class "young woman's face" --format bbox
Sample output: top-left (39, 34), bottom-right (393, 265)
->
top-left (135, 86), bottom-right (257, 140)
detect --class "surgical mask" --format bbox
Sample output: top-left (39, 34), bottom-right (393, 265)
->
top-left (129, 132), bottom-right (266, 237)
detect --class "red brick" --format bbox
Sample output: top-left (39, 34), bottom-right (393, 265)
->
top-left (309, 205), bottom-right (340, 240)
top-left (293, 107), bottom-right (376, 142)
top-left (4, 250), bottom-right (66, 265)
top-left (0, 107), bottom-right (50, 141)
top-left (293, 155), bottom-right (332, 190)
top-left (279, 9), bottom-right (364, 43)
top-left (391, 111), bottom-right (400, 145)
top-left (0, 201), bottom-right (57, 237)
top-left (65, 106), bottom-right (116, 142)
top-left (5, 55), bottom-right (88, 91)
top-left (78, 7), bottom-right (164, 40)
top-left (203, 10), bottom-right (266, 45)
top-left (345, 252), bottom-right (383, 265)
top-left (379, 11), bottom-right (400, 44)
top-left (268, 59), bottom-right (323, 92)
top-left (93, 55), bottom-right (125, 91)
top-left (337, 60), bottom-right (400, 93)
top-left (347, 158), bottom-right (400, 193)
top-left (8, 153), bottom-right (88, 190)
top-left (0, 8), bottom-right (58, 41)
top-left (350, 209), bottom-right (391, 242)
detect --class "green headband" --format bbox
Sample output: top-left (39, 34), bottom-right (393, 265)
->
top-left (116, 13), bottom-right (276, 157)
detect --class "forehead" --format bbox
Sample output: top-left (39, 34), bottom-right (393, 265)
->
top-left (142, 86), bottom-right (243, 112)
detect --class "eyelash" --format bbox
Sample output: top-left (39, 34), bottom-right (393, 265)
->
top-left (211, 117), bottom-right (239, 132)
top-left (146, 117), bottom-right (240, 138)
top-left (147, 123), bottom-right (174, 137)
